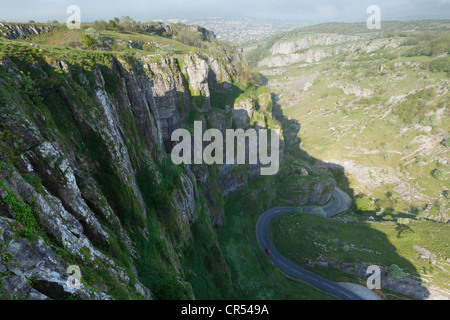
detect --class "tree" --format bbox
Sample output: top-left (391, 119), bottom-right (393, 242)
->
top-left (443, 190), bottom-right (450, 200)
top-left (84, 27), bottom-right (101, 42)
top-left (355, 195), bottom-right (375, 212)
top-left (387, 264), bottom-right (405, 279)
top-left (81, 34), bottom-right (97, 49)
top-left (441, 136), bottom-right (450, 148)
top-left (107, 20), bottom-right (118, 30)
top-left (93, 20), bottom-right (107, 31)
top-left (431, 168), bottom-right (445, 180)
top-left (121, 16), bottom-right (136, 31)
top-left (311, 208), bottom-right (327, 218)
top-left (295, 207), bottom-right (303, 215)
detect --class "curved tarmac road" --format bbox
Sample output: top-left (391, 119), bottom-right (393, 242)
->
top-left (256, 187), bottom-right (363, 300)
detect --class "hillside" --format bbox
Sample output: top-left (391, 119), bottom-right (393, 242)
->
top-left (1, 18), bottom-right (448, 301)
top-left (246, 20), bottom-right (450, 299)
top-left (0, 21), bottom-right (341, 300)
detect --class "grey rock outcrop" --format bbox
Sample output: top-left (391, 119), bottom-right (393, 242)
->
top-left (0, 23), bottom-right (54, 39)
top-left (309, 179), bottom-right (336, 205)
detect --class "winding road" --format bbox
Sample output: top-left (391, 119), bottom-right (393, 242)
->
top-left (256, 187), bottom-right (364, 300)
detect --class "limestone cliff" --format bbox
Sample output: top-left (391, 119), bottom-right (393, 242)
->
top-left (0, 29), bottom-right (278, 300)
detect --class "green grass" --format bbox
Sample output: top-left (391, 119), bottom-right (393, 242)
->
top-left (270, 212), bottom-right (450, 293)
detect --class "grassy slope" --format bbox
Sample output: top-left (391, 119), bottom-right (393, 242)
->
top-left (251, 21), bottom-right (449, 215)
top-left (245, 20), bottom-right (450, 298)
top-left (270, 212), bottom-right (450, 293)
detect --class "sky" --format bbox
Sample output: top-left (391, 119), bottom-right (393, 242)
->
top-left (0, 0), bottom-right (449, 23)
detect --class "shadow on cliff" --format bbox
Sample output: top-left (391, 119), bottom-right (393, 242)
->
top-left (264, 91), bottom-right (430, 300)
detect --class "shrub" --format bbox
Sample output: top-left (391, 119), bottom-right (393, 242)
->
top-left (441, 136), bottom-right (450, 148)
top-left (137, 158), bottom-right (183, 209)
top-left (311, 208), bottom-right (327, 218)
top-left (81, 34), bottom-right (97, 49)
top-left (136, 261), bottom-right (188, 300)
top-left (355, 196), bottom-right (375, 212)
top-left (93, 20), bottom-right (107, 31)
top-left (174, 29), bottom-right (203, 47)
top-left (84, 27), bottom-right (101, 42)
top-left (107, 20), bottom-right (118, 30)
top-left (22, 73), bottom-right (41, 102)
top-left (429, 57), bottom-right (450, 74)
top-left (397, 218), bottom-right (411, 225)
top-left (387, 264), bottom-right (405, 280)
top-left (443, 190), bottom-right (450, 199)
top-left (78, 73), bottom-right (90, 89)
top-left (0, 182), bottom-right (47, 241)
top-left (21, 173), bottom-right (45, 195)
top-left (0, 130), bottom-right (25, 163)
top-left (379, 150), bottom-right (389, 160)
top-left (431, 168), bottom-right (445, 180)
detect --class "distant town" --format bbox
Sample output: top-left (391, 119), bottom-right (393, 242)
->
top-left (166, 17), bottom-right (309, 43)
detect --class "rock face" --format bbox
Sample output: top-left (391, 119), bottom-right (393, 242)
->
top-left (141, 24), bottom-right (173, 36)
top-left (0, 35), bottom-right (275, 299)
top-left (327, 262), bottom-right (448, 300)
top-left (270, 33), bottom-right (360, 55)
top-left (187, 25), bottom-right (216, 42)
top-left (232, 98), bottom-right (253, 129)
top-left (0, 217), bottom-right (110, 300)
top-left (309, 179), bottom-right (336, 205)
top-left (259, 33), bottom-right (400, 68)
top-left (414, 246), bottom-right (437, 261)
top-left (0, 23), bottom-right (54, 39)
top-left (182, 54), bottom-right (212, 111)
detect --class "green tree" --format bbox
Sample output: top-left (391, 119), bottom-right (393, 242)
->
top-left (311, 208), bottom-right (326, 218)
top-left (387, 264), bottom-right (405, 280)
top-left (81, 34), bottom-right (97, 49)
top-left (441, 136), bottom-right (450, 148)
top-left (93, 20), bottom-right (107, 31)
top-left (121, 16), bottom-right (136, 31)
top-left (431, 168), bottom-right (445, 180)
top-left (107, 20), bottom-right (118, 30)
top-left (355, 195), bottom-right (375, 212)
top-left (84, 27), bottom-right (101, 42)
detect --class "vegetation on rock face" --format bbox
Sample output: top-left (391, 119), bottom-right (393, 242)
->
top-left (0, 20), bottom-right (292, 300)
